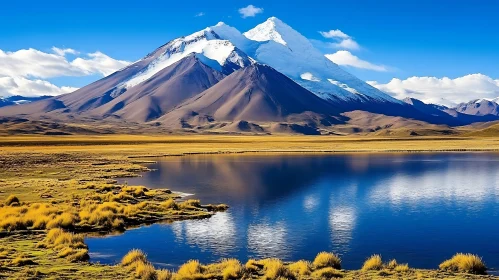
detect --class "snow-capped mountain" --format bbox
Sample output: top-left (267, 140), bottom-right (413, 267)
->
top-left (212, 17), bottom-right (402, 104)
top-left (0, 95), bottom-right (51, 108)
top-left (122, 27), bottom-right (253, 89)
top-left (1, 16), bottom-right (480, 132)
top-left (453, 99), bottom-right (499, 116)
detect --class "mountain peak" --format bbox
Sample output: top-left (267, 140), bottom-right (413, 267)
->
top-left (243, 16), bottom-right (292, 45)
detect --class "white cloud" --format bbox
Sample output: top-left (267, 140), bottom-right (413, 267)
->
top-left (0, 76), bottom-right (78, 97)
top-left (0, 47), bottom-right (130, 97)
top-left (319, 29), bottom-right (350, 39)
top-left (195, 12), bottom-right (205, 17)
top-left (325, 50), bottom-right (387, 72)
top-left (51, 47), bottom-right (79, 56)
top-left (0, 48), bottom-right (130, 79)
top-left (319, 29), bottom-right (360, 50)
top-left (331, 38), bottom-right (360, 51)
top-left (71, 51), bottom-right (129, 76)
top-left (367, 74), bottom-right (499, 106)
top-left (300, 72), bottom-right (321, 82)
top-left (238, 5), bottom-right (264, 18)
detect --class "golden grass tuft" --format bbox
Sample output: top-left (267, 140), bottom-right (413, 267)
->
top-left (259, 258), bottom-right (294, 280)
top-left (160, 199), bottom-right (177, 210)
top-left (288, 260), bottom-right (312, 276)
top-left (122, 186), bottom-right (148, 197)
top-left (178, 199), bottom-right (201, 209)
top-left (311, 267), bottom-right (343, 278)
top-left (134, 261), bottom-right (157, 280)
top-left (121, 249), bottom-right (148, 267)
top-left (157, 269), bottom-right (173, 280)
top-left (394, 263), bottom-right (410, 273)
top-left (221, 259), bottom-right (244, 280)
top-left (362, 255), bottom-right (383, 271)
top-left (439, 253), bottom-right (486, 275)
top-left (46, 212), bottom-right (78, 229)
top-left (386, 259), bottom-right (398, 269)
top-left (176, 259), bottom-right (204, 277)
top-left (5, 194), bottom-right (20, 206)
top-left (313, 251), bottom-right (341, 269)
top-left (245, 259), bottom-right (260, 272)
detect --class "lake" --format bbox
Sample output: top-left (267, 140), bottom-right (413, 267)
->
top-left (86, 153), bottom-right (499, 272)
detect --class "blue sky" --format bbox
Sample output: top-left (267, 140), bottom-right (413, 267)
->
top-left (1, 0), bottom-right (498, 104)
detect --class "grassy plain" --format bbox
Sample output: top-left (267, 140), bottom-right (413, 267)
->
top-left (1, 134), bottom-right (498, 279)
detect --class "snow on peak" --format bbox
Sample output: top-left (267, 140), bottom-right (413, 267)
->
top-left (122, 27), bottom-right (251, 88)
top-left (243, 17), bottom-right (289, 45)
top-left (301, 72), bottom-right (321, 82)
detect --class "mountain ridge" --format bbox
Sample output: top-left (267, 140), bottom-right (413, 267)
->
top-left (1, 17), bottom-right (498, 135)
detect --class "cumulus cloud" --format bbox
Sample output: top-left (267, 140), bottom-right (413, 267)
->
top-left (325, 50), bottom-right (387, 72)
top-left (319, 29), bottom-right (360, 50)
top-left (0, 48), bottom-right (130, 79)
top-left (331, 38), bottom-right (360, 50)
top-left (319, 29), bottom-right (350, 39)
top-left (238, 5), bottom-right (263, 18)
top-left (195, 12), bottom-right (205, 17)
top-left (0, 47), bottom-right (130, 97)
top-left (72, 51), bottom-right (129, 76)
top-left (51, 47), bottom-right (79, 56)
top-left (367, 74), bottom-right (499, 106)
top-left (0, 76), bottom-right (78, 97)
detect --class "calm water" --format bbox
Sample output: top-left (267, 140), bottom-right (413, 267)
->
top-left (86, 153), bottom-right (499, 271)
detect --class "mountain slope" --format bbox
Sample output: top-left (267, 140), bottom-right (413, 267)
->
top-left (158, 64), bottom-right (342, 127)
top-left (89, 55), bottom-right (225, 122)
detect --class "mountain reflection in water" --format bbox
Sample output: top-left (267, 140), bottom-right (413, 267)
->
top-left (87, 153), bottom-right (499, 270)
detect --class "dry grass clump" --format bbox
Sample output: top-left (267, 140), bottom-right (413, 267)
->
top-left (394, 263), bottom-right (410, 272)
top-left (0, 202), bottom-right (71, 231)
top-left (288, 260), bottom-right (312, 276)
top-left (204, 258), bottom-right (244, 280)
top-left (178, 199), bottom-right (202, 209)
top-left (386, 259), bottom-right (398, 269)
top-left (121, 249), bottom-right (148, 267)
top-left (5, 194), bottom-right (20, 206)
top-left (42, 228), bottom-right (89, 262)
top-left (259, 258), bottom-right (294, 280)
top-left (122, 186), bottom-right (148, 197)
top-left (160, 199), bottom-right (178, 210)
top-left (176, 259), bottom-right (204, 278)
top-left (362, 255), bottom-right (383, 271)
top-left (157, 269), bottom-right (173, 280)
top-left (245, 259), bottom-right (260, 273)
top-left (121, 249), bottom-right (159, 280)
top-left (313, 251), bottom-right (341, 269)
top-left (311, 267), bottom-right (343, 278)
top-left (439, 253), bottom-right (486, 275)
top-left (135, 261), bottom-right (157, 279)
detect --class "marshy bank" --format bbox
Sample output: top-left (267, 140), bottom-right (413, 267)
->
top-left (0, 148), bottom-right (227, 279)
